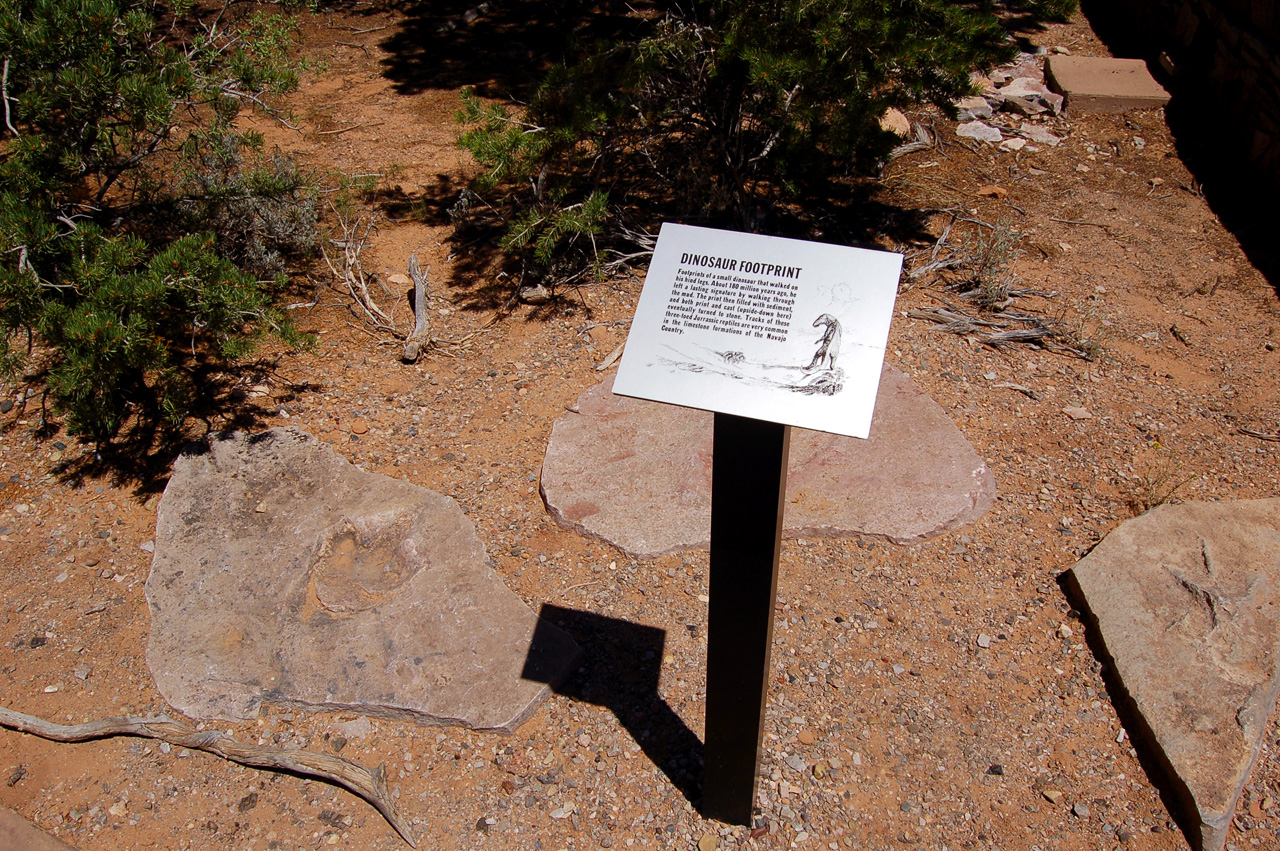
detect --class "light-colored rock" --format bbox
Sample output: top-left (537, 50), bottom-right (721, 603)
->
top-left (146, 428), bottom-right (580, 731)
top-left (1018, 125), bottom-right (1063, 146)
top-left (540, 366), bottom-right (996, 557)
top-left (879, 107), bottom-right (912, 137)
top-left (518, 283), bottom-right (552, 304)
top-left (956, 121), bottom-right (1002, 143)
top-left (954, 96), bottom-right (993, 122)
top-left (1067, 499), bottom-right (1280, 851)
top-left (999, 77), bottom-right (1064, 116)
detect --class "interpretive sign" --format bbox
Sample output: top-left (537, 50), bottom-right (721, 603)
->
top-left (614, 224), bottom-right (903, 825)
top-left (613, 223), bottom-right (903, 438)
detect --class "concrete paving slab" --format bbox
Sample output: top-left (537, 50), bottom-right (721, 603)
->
top-left (1045, 56), bottom-right (1170, 113)
top-left (540, 366), bottom-right (996, 557)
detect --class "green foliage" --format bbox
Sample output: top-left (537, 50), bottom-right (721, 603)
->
top-left (176, 132), bottom-right (319, 279)
top-left (0, 0), bottom-right (317, 442)
top-left (456, 0), bottom-right (1077, 286)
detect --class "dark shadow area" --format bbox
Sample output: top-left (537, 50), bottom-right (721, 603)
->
top-left (1080, 0), bottom-right (1280, 295)
top-left (377, 0), bottom-right (646, 100)
top-left (1058, 570), bottom-right (1205, 850)
top-left (524, 604), bottom-right (704, 806)
top-left (4, 355), bottom-right (323, 502)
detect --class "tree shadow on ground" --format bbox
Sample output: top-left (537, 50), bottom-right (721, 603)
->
top-left (1080, 0), bottom-right (1280, 296)
top-left (524, 604), bottom-right (705, 807)
top-left (22, 357), bottom-right (322, 503)
top-left (376, 0), bottom-right (646, 100)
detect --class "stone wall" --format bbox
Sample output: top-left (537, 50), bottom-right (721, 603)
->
top-left (1110, 0), bottom-right (1280, 184)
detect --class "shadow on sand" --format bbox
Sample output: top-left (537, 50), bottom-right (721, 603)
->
top-left (523, 603), bottom-right (705, 807)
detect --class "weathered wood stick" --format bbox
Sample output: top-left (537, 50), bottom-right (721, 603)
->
top-left (402, 253), bottom-right (431, 363)
top-left (0, 706), bottom-right (416, 847)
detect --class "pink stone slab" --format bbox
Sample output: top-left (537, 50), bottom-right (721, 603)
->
top-left (540, 366), bottom-right (996, 557)
top-left (1045, 56), bottom-right (1170, 113)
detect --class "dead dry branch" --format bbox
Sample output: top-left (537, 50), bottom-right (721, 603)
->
top-left (402, 253), bottom-right (431, 363)
top-left (908, 302), bottom-right (1097, 359)
top-left (601, 226), bottom-right (657, 275)
top-left (887, 121), bottom-right (935, 161)
top-left (0, 705), bottom-right (416, 847)
top-left (323, 204), bottom-right (394, 332)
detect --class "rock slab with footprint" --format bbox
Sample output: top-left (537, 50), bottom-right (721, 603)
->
top-left (145, 428), bottom-right (579, 732)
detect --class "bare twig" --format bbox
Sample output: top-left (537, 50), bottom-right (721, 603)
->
top-left (324, 205), bottom-right (394, 331)
top-left (219, 86), bottom-right (301, 130)
top-left (994, 382), bottom-right (1040, 399)
top-left (577, 320), bottom-right (632, 337)
top-left (908, 303), bottom-right (1095, 359)
top-left (286, 277), bottom-right (322, 311)
top-left (752, 83), bottom-right (802, 162)
top-left (1050, 216), bottom-right (1115, 235)
top-left (1239, 428), bottom-right (1280, 442)
top-left (0, 705), bottom-right (416, 847)
top-left (595, 342), bottom-right (625, 371)
top-left (329, 24), bottom-right (392, 34)
top-left (317, 121), bottom-right (385, 136)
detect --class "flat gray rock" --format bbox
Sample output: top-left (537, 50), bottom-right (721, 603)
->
top-left (540, 366), bottom-right (996, 557)
top-left (146, 428), bottom-right (579, 732)
top-left (1068, 499), bottom-right (1280, 851)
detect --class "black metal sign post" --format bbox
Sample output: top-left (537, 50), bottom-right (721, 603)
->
top-left (701, 412), bottom-right (791, 825)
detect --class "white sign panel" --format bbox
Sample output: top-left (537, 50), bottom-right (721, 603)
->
top-left (613, 223), bottom-right (902, 439)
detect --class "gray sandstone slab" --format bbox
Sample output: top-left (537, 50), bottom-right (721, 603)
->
top-left (146, 428), bottom-right (579, 732)
top-left (540, 366), bottom-right (996, 557)
top-left (0, 805), bottom-right (80, 851)
top-left (1067, 499), bottom-right (1280, 851)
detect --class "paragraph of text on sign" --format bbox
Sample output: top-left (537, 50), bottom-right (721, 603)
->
top-left (661, 253), bottom-right (802, 341)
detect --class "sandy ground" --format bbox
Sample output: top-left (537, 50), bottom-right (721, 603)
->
top-left (2, 4), bottom-right (1279, 851)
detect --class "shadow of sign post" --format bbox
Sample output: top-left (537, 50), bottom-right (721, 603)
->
top-left (523, 604), bottom-right (704, 804)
